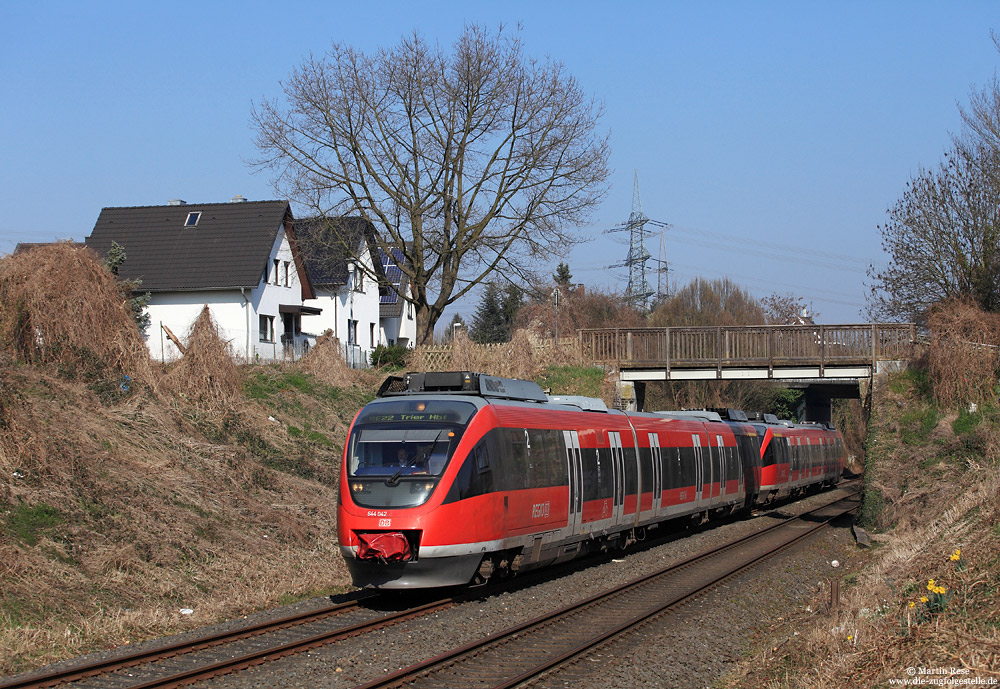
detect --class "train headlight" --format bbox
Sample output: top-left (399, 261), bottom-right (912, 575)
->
top-left (351, 482), bottom-right (365, 493)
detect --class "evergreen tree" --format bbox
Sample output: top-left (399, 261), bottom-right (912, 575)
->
top-left (104, 241), bottom-right (151, 334)
top-left (445, 313), bottom-right (467, 342)
top-left (470, 282), bottom-right (506, 343)
top-left (500, 284), bottom-right (524, 336)
top-left (553, 262), bottom-right (573, 287)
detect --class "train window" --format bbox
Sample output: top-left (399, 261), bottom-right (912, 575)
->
top-left (507, 429), bottom-right (529, 491)
top-left (678, 446), bottom-right (695, 487)
top-left (475, 440), bottom-right (490, 471)
top-left (347, 427), bottom-right (457, 478)
top-left (582, 447), bottom-right (613, 502)
top-left (638, 447), bottom-right (653, 494)
top-left (623, 446), bottom-right (638, 495)
top-left (525, 428), bottom-right (568, 488)
top-left (727, 446), bottom-right (739, 482)
top-left (443, 433), bottom-right (497, 504)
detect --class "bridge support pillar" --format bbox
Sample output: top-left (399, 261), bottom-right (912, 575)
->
top-left (615, 380), bottom-right (646, 411)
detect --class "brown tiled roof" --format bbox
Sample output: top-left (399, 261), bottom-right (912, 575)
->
top-left (85, 201), bottom-right (291, 291)
top-left (295, 216), bottom-right (386, 288)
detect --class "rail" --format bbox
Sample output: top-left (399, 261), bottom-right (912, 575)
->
top-left (578, 323), bottom-right (915, 372)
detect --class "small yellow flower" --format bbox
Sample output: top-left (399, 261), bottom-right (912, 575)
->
top-left (847, 635), bottom-right (853, 641)
top-left (950, 550), bottom-right (961, 562)
top-left (920, 596), bottom-right (929, 603)
top-left (927, 579), bottom-right (936, 591)
top-left (909, 601), bottom-right (916, 608)
top-left (934, 586), bottom-right (946, 595)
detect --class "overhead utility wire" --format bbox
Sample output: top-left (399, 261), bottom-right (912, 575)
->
top-left (661, 222), bottom-right (870, 267)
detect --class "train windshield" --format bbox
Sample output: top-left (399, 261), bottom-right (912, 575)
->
top-left (346, 399), bottom-right (476, 509)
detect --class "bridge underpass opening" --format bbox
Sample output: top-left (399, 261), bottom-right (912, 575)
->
top-left (623, 378), bottom-right (860, 425)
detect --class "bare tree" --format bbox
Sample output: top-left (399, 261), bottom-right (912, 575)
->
top-left (867, 142), bottom-right (1000, 323)
top-left (870, 34), bottom-right (1000, 324)
top-left (647, 277), bottom-right (766, 327)
top-left (251, 25), bottom-right (610, 344)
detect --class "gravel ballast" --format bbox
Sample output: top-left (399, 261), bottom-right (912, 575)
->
top-left (193, 485), bottom-right (862, 689)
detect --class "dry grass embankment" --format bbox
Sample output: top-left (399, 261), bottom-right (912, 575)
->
top-left (0, 245), bottom-right (375, 674)
top-left (724, 317), bottom-right (1000, 686)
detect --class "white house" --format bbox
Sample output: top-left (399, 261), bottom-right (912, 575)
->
top-left (378, 247), bottom-right (417, 348)
top-left (294, 217), bottom-right (390, 368)
top-left (85, 198), bottom-right (320, 362)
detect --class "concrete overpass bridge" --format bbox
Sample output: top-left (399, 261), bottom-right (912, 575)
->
top-left (578, 323), bottom-right (915, 422)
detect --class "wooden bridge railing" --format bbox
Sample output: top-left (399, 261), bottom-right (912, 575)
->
top-left (578, 324), bottom-right (915, 372)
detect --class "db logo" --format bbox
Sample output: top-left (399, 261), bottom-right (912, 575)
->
top-left (378, 518), bottom-right (391, 527)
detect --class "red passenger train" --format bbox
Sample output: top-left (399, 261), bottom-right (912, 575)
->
top-left (338, 372), bottom-right (845, 588)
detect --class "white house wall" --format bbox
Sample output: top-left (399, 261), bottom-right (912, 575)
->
top-left (380, 283), bottom-right (417, 348)
top-left (251, 227), bottom-right (307, 360)
top-left (145, 224), bottom-right (306, 363)
top-left (302, 239), bottom-right (382, 367)
top-left (147, 291), bottom-right (249, 362)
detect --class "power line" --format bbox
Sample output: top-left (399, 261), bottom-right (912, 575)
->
top-left (669, 223), bottom-right (870, 267)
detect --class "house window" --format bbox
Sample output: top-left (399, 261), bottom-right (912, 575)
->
top-left (347, 319), bottom-right (358, 345)
top-left (354, 269), bottom-right (364, 293)
top-left (259, 315), bottom-right (275, 342)
top-left (263, 262), bottom-right (269, 285)
top-left (370, 323), bottom-right (376, 348)
top-left (273, 259), bottom-right (279, 285)
top-left (407, 301), bottom-right (413, 319)
top-left (184, 212), bottom-right (201, 227)
top-left (283, 261), bottom-right (290, 287)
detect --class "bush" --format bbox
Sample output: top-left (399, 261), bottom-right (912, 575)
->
top-left (369, 344), bottom-right (409, 369)
top-left (926, 298), bottom-right (1000, 408)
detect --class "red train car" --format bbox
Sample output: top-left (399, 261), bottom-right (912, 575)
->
top-left (338, 372), bottom-right (845, 588)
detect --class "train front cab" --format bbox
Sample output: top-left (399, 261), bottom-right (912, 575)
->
top-left (338, 393), bottom-right (497, 589)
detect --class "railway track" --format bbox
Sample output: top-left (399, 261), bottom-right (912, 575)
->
top-left (357, 489), bottom-right (860, 689)
top-left (1, 486), bottom-right (857, 689)
top-left (0, 593), bottom-right (448, 689)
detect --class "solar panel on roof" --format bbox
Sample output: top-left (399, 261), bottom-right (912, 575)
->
top-left (380, 248), bottom-right (406, 304)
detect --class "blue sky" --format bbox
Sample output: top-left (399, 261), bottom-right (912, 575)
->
top-left (1, 2), bottom-right (997, 324)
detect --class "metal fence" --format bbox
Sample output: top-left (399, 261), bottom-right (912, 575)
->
top-left (578, 324), bottom-right (916, 372)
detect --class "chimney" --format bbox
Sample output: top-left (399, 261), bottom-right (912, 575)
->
top-left (167, 199), bottom-right (186, 206)
top-left (229, 194), bottom-right (247, 203)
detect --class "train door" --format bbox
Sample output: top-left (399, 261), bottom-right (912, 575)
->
top-left (563, 430), bottom-right (583, 535)
top-left (649, 433), bottom-right (662, 517)
top-left (609, 431), bottom-right (625, 523)
top-left (692, 434), bottom-right (705, 507)
top-left (715, 434), bottom-right (726, 500)
top-left (790, 437), bottom-right (799, 484)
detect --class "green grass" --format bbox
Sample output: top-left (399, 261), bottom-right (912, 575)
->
top-left (537, 365), bottom-right (606, 398)
top-left (953, 408), bottom-right (983, 435)
top-left (243, 369), bottom-right (341, 403)
top-left (888, 367), bottom-right (932, 399)
top-left (5, 503), bottom-right (65, 546)
top-left (900, 406), bottom-right (940, 445)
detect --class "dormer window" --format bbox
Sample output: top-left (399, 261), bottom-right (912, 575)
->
top-left (184, 212), bottom-right (201, 227)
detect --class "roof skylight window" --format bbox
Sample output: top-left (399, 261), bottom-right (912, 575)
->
top-left (184, 212), bottom-right (201, 227)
